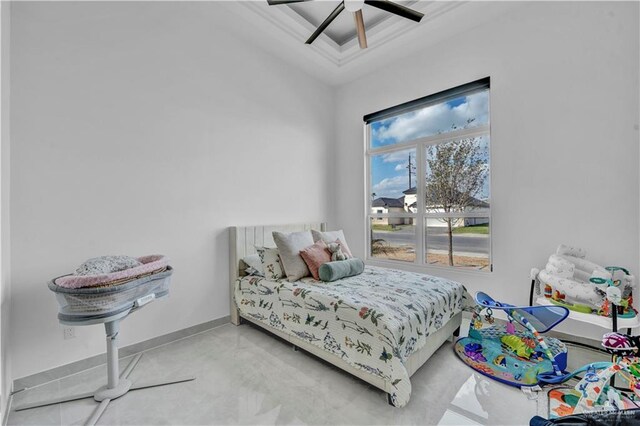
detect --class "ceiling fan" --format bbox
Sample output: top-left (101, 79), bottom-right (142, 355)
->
top-left (266, 0), bottom-right (424, 49)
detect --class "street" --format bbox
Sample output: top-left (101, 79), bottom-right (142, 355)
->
top-left (372, 227), bottom-right (489, 255)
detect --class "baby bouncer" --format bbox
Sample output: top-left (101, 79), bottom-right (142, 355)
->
top-left (543, 331), bottom-right (640, 421)
top-left (13, 255), bottom-right (195, 426)
top-left (530, 245), bottom-right (637, 323)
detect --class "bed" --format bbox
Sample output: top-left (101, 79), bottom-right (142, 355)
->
top-left (229, 223), bottom-right (468, 407)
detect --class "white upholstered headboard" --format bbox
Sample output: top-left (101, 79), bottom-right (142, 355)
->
top-left (229, 222), bottom-right (326, 324)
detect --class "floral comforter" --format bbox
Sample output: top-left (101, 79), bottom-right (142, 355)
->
top-left (234, 265), bottom-right (470, 407)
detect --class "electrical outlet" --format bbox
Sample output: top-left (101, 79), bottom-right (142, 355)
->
top-left (63, 327), bottom-right (75, 340)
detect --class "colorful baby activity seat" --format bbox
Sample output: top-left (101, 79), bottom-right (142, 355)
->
top-left (531, 245), bottom-right (637, 320)
top-left (454, 292), bottom-right (570, 388)
top-left (545, 331), bottom-right (640, 420)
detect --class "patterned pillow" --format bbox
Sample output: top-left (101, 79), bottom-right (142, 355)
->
top-left (255, 247), bottom-right (284, 280)
top-left (299, 240), bottom-right (332, 280)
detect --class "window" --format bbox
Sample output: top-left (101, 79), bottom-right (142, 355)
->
top-left (366, 78), bottom-right (491, 271)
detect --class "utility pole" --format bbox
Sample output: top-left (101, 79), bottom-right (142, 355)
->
top-left (406, 154), bottom-right (414, 189)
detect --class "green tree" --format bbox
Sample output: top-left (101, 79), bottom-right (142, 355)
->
top-left (425, 137), bottom-right (488, 266)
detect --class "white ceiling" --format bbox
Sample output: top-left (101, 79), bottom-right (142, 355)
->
top-left (286, 1), bottom-right (420, 46)
top-left (226, 1), bottom-right (523, 86)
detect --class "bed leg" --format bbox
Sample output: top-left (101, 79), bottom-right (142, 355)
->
top-left (292, 344), bottom-right (299, 352)
top-left (387, 393), bottom-right (395, 407)
top-left (230, 307), bottom-right (242, 326)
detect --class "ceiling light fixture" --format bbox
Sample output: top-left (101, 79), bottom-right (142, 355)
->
top-left (266, 0), bottom-right (424, 50)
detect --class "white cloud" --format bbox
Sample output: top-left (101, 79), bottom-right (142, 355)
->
top-left (373, 91), bottom-right (489, 145)
top-left (372, 175), bottom-right (411, 199)
top-left (394, 163), bottom-right (406, 171)
top-left (382, 149), bottom-right (414, 164)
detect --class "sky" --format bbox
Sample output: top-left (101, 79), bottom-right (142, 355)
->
top-left (370, 90), bottom-right (490, 201)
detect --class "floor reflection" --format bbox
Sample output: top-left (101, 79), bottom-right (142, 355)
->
top-left (9, 324), bottom-right (539, 425)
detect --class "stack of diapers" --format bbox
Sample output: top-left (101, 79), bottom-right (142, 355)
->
top-left (49, 255), bottom-right (173, 322)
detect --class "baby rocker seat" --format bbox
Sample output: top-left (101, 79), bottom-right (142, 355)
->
top-left (531, 245), bottom-right (637, 322)
top-left (454, 292), bottom-right (570, 388)
top-left (546, 332), bottom-right (640, 420)
top-left (13, 256), bottom-right (195, 426)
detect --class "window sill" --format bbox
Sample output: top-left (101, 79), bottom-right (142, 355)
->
top-left (365, 257), bottom-right (493, 277)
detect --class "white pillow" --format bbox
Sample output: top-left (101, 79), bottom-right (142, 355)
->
top-left (272, 230), bottom-right (314, 282)
top-left (311, 229), bottom-right (353, 258)
top-left (256, 247), bottom-right (285, 280)
top-left (242, 254), bottom-right (264, 277)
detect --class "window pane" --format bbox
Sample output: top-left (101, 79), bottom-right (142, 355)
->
top-left (370, 219), bottom-right (416, 262)
top-left (370, 148), bottom-right (417, 213)
top-left (370, 89), bottom-right (489, 149)
top-left (425, 136), bottom-right (490, 213)
top-left (425, 218), bottom-right (490, 270)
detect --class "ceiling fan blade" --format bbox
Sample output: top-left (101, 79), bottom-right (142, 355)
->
top-left (267, 0), bottom-right (313, 5)
top-left (364, 0), bottom-right (424, 23)
top-left (353, 10), bottom-right (368, 49)
top-left (306, 2), bottom-right (345, 45)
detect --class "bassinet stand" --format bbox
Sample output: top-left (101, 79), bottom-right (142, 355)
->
top-left (13, 303), bottom-right (195, 425)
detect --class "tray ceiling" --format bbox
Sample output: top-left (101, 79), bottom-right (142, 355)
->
top-left (287, 1), bottom-right (419, 46)
top-left (232, 1), bottom-right (521, 85)
top-left (240, 1), bottom-right (460, 66)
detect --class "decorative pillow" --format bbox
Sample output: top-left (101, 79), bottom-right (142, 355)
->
top-left (311, 229), bottom-right (353, 258)
top-left (272, 230), bottom-right (315, 281)
top-left (319, 258), bottom-right (365, 282)
top-left (242, 254), bottom-right (264, 277)
top-left (255, 247), bottom-right (284, 280)
top-left (299, 240), bottom-right (331, 280)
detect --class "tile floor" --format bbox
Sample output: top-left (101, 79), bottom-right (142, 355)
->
top-left (7, 322), bottom-right (605, 425)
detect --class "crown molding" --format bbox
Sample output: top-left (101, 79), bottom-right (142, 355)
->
top-left (229, 1), bottom-right (521, 86)
top-left (239, 1), bottom-right (467, 69)
top-left (240, 1), bottom-right (343, 67)
top-left (337, 1), bottom-right (465, 67)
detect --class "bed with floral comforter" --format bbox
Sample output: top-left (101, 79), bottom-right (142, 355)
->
top-left (234, 265), bottom-right (471, 407)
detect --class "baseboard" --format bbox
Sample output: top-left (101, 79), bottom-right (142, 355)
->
top-left (13, 316), bottom-right (230, 391)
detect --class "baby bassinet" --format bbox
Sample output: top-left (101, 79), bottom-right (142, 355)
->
top-left (16, 259), bottom-right (190, 426)
top-left (48, 266), bottom-right (173, 323)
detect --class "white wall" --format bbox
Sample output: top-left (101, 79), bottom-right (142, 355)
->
top-left (9, 2), bottom-right (334, 380)
top-left (7, 0), bottom-right (640, 382)
top-left (1, 0), bottom-right (12, 415)
top-left (334, 2), bottom-right (640, 305)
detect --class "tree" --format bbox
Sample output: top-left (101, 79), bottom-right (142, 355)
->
top-left (425, 137), bottom-right (488, 266)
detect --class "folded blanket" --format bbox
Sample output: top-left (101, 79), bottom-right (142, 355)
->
top-left (319, 258), bottom-right (365, 282)
top-left (54, 255), bottom-right (169, 289)
top-left (75, 255), bottom-right (142, 275)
